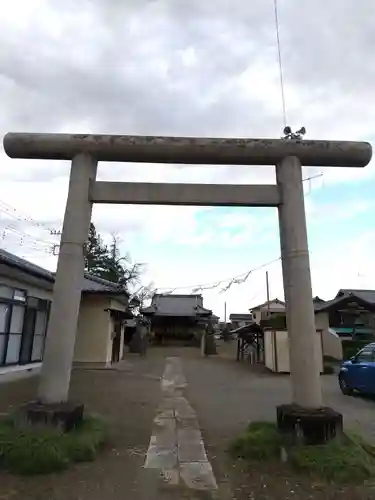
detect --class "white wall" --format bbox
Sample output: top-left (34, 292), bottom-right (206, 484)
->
top-left (0, 275), bottom-right (52, 301)
top-left (252, 301), bottom-right (286, 324)
top-left (264, 328), bottom-right (323, 373)
top-left (74, 295), bottom-right (111, 365)
top-left (276, 330), bottom-right (290, 372)
top-left (264, 329), bottom-right (273, 370)
top-left (315, 311), bottom-right (343, 360)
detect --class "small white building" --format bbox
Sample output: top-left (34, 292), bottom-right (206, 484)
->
top-left (250, 298), bottom-right (286, 324)
top-left (0, 249), bottom-right (130, 382)
top-left (264, 327), bottom-right (324, 373)
top-left (251, 297), bottom-right (342, 370)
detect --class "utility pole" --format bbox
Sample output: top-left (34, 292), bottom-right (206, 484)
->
top-left (266, 271), bottom-right (270, 318)
top-left (224, 301), bottom-right (227, 323)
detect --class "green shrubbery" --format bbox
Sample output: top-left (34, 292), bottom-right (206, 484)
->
top-left (342, 339), bottom-right (370, 360)
top-left (230, 421), bottom-right (283, 461)
top-left (229, 421), bottom-right (375, 483)
top-left (0, 414), bottom-right (108, 475)
top-left (288, 437), bottom-right (374, 483)
top-left (259, 314), bottom-right (287, 329)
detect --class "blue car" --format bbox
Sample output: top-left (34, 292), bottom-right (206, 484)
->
top-left (338, 342), bottom-right (375, 395)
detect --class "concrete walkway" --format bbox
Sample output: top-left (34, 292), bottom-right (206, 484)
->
top-left (144, 357), bottom-right (217, 491)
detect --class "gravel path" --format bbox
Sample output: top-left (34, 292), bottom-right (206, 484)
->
top-left (0, 356), bottom-right (167, 500)
top-left (182, 342), bottom-right (375, 499)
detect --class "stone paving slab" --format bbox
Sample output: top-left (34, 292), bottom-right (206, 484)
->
top-left (144, 444), bottom-right (178, 469)
top-left (177, 428), bottom-right (208, 462)
top-left (176, 415), bottom-right (201, 429)
top-left (174, 396), bottom-right (197, 418)
top-left (180, 462), bottom-right (218, 491)
top-left (144, 357), bottom-right (217, 493)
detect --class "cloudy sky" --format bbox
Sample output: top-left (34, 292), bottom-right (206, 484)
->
top-left (0, 0), bottom-right (374, 319)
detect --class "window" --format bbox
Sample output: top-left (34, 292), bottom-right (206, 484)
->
top-left (0, 335), bottom-right (6, 363)
top-left (0, 284), bottom-right (50, 366)
top-left (0, 303), bottom-right (10, 363)
top-left (4, 305), bottom-right (25, 365)
top-left (0, 303), bottom-right (9, 331)
top-left (13, 289), bottom-right (26, 302)
top-left (356, 348), bottom-right (375, 363)
top-left (10, 306), bottom-right (24, 334)
top-left (32, 334), bottom-right (44, 361)
top-left (31, 310), bottom-right (47, 361)
top-left (5, 335), bottom-right (22, 364)
top-left (0, 286), bottom-right (13, 299)
top-left (34, 310), bottom-right (47, 335)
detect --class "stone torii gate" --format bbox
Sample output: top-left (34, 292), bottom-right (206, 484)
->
top-left (3, 133), bottom-right (372, 439)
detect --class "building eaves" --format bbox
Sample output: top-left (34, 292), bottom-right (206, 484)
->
top-left (0, 248), bottom-right (128, 296)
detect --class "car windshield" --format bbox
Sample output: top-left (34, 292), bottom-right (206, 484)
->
top-left (355, 347), bottom-right (375, 363)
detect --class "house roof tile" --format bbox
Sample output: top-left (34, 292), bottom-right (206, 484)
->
top-left (0, 248), bottom-right (128, 296)
top-left (336, 289), bottom-right (375, 304)
top-left (250, 298), bottom-right (285, 311)
top-left (141, 293), bottom-right (212, 317)
top-left (314, 289), bottom-right (375, 313)
top-left (229, 313), bottom-right (253, 321)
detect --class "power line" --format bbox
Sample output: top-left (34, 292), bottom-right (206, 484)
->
top-left (156, 257), bottom-right (281, 294)
top-left (0, 223), bottom-right (54, 247)
top-left (0, 199), bottom-right (62, 251)
top-left (273, 0), bottom-right (287, 129)
top-left (0, 199), bottom-right (60, 235)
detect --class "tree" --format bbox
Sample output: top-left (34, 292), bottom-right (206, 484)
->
top-left (84, 224), bottom-right (154, 313)
top-left (100, 234), bottom-right (144, 288)
top-left (84, 223), bottom-right (108, 275)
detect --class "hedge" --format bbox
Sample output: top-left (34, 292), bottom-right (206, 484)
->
top-left (342, 339), bottom-right (370, 360)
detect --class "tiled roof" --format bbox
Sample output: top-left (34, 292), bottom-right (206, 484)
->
top-left (336, 289), bottom-right (375, 304)
top-left (141, 294), bottom-right (212, 317)
top-left (0, 248), bottom-right (53, 281)
top-left (250, 298), bottom-right (285, 311)
top-left (314, 289), bottom-right (375, 312)
top-left (81, 274), bottom-right (126, 294)
top-left (229, 313), bottom-right (253, 321)
top-left (0, 248), bottom-right (127, 295)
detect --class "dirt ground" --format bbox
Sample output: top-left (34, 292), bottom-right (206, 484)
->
top-left (1, 344), bottom-right (375, 499)
top-left (0, 355), bottom-right (166, 500)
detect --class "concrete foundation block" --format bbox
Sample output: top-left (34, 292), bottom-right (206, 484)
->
top-left (17, 400), bottom-right (84, 432)
top-left (277, 403), bottom-right (343, 445)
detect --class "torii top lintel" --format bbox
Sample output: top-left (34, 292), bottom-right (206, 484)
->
top-left (3, 132), bottom-right (372, 167)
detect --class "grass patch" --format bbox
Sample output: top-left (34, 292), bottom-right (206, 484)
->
top-left (229, 421), bottom-right (375, 483)
top-left (289, 438), bottom-right (374, 483)
top-left (229, 421), bottom-right (283, 461)
top-left (0, 414), bottom-right (108, 475)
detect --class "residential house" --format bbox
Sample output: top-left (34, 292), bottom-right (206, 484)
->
top-left (314, 289), bottom-right (375, 360)
top-left (252, 290), bottom-right (375, 362)
top-left (229, 313), bottom-right (254, 331)
top-left (250, 299), bottom-right (286, 324)
top-left (141, 293), bottom-right (212, 343)
top-left (0, 249), bottom-right (130, 380)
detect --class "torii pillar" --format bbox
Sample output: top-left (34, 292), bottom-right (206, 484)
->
top-left (3, 133), bottom-right (372, 439)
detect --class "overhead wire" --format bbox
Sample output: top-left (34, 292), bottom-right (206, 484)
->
top-left (155, 171), bottom-right (323, 295)
top-left (273, 0), bottom-right (287, 129)
top-left (0, 199), bottom-right (58, 234)
top-left (156, 256), bottom-right (281, 294)
top-left (0, 197), bottom-right (61, 253)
